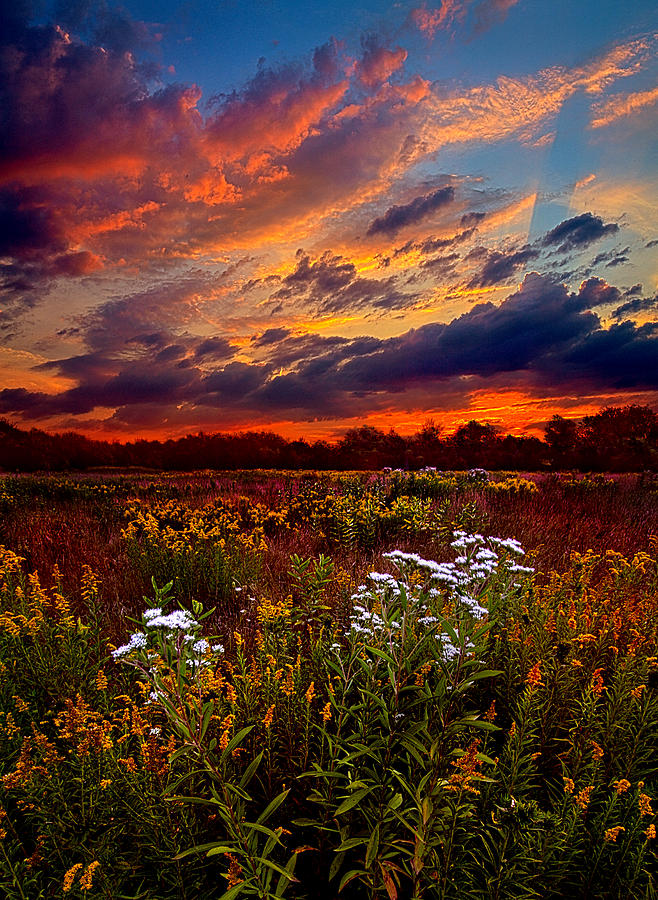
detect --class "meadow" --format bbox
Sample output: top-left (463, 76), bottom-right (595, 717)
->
top-left (0, 468), bottom-right (656, 899)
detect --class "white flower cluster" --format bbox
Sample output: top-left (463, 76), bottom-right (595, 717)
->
top-left (112, 604), bottom-right (224, 668)
top-left (343, 530), bottom-right (533, 663)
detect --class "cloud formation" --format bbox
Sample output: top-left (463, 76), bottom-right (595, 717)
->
top-left (542, 213), bottom-right (619, 252)
top-left (0, 3), bottom-right (655, 435)
top-left (3, 273), bottom-right (656, 432)
top-left (367, 186), bottom-right (455, 237)
top-left (590, 86), bottom-right (658, 128)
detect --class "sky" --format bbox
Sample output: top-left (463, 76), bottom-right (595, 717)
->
top-left (0, 0), bottom-right (657, 441)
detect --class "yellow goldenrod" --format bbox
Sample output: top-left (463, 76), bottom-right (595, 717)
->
top-left (525, 662), bottom-right (543, 691)
top-left (639, 793), bottom-right (653, 817)
top-left (79, 861), bottom-right (101, 891)
top-left (575, 786), bottom-right (594, 811)
top-left (63, 863), bottom-right (83, 893)
top-left (604, 826), bottom-right (625, 842)
top-left (262, 704), bottom-right (275, 729)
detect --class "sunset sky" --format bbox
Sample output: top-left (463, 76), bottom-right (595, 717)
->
top-left (1, 0), bottom-right (657, 440)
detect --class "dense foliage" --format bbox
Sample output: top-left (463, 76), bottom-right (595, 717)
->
top-left (0, 470), bottom-right (656, 898)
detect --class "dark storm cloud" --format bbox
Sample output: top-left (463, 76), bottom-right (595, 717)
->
top-left (460, 211), bottom-right (487, 227)
top-left (467, 246), bottom-right (539, 288)
top-left (562, 321), bottom-right (658, 388)
top-left (366, 186), bottom-right (455, 237)
top-left (251, 327), bottom-right (292, 347)
top-left (193, 337), bottom-right (236, 360)
top-left (576, 276), bottom-right (622, 308)
top-left (612, 294), bottom-right (658, 320)
top-left (394, 227), bottom-right (475, 259)
top-left (0, 188), bottom-right (65, 259)
top-left (414, 252), bottom-right (460, 279)
top-left (542, 213), bottom-right (619, 252)
top-left (271, 250), bottom-right (418, 313)
top-left (4, 273), bottom-right (657, 422)
top-left (277, 251), bottom-right (356, 299)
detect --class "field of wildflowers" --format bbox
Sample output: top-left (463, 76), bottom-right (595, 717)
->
top-left (0, 469), bottom-right (656, 898)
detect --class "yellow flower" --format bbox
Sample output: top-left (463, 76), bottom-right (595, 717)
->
top-left (321, 702), bottom-right (332, 723)
top-left (574, 786), bottom-right (594, 811)
top-left (305, 682), bottom-right (316, 704)
top-left (262, 704), bottom-right (275, 729)
top-left (96, 669), bottom-right (108, 691)
top-left (613, 779), bottom-right (631, 795)
top-left (639, 793), bottom-right (654, 817)
top-left (645, 823), bottom-right (656, 839)
top-left (79, 861), bottom-right (100, 891)
top-left (563, 777), bottom-right (575, 795)
top-left (590, 741), bottom-right (604, 760)
top-left (525, 662), bottom-right (543, 691)
top-left (63, 863), bottom-right (83, 893)
top-left (604, 826), bottom-right (624, 842)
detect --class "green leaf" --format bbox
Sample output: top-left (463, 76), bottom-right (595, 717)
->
top-left (365, 824), bottom-right (380, 869)
top-left (275, 853), bottom-right (299, 897)
top-left (387, 792), bottom-right (403, 811)
top-left (336, 837), bottom-right (368, 852)
top-left (256, 788), bottom-right (289, 825)
top-left (239, 751), bottom-right (263, 789)
top-left (223, 724), bottom-right (255, 755)
top-left (175, 841), bottom-right (237, 860)
top-left (335, 786), bottom-right (374, 815)
top-left (338, 869), bottom-right (366, 892)
top-left (205, 846), bottom-right (238, 857)
top-left (199, 700), bottom-right (215, 741)
top-left (329, 850), bottom-right (346, 881)
top-left (255, 857), bottom-right (299, 882)
top-left (219, 880), bottom-right (253, 900)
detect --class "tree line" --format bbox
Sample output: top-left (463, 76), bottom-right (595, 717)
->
top-left (0, 405), bottom-right (656, 472)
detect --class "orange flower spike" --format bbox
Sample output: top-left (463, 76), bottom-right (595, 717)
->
top-left (590, 741), bottom-right (604, 760)
top-left (262, 704), bottom-right (275, 729)
top-left (79, 861), bottom-right (101, 891)
top-left (63, 864), bottom-right (83, 893)
top-left (590, 668), bottom-right (605, 696)
top-left (575, 786), bottom-right (594, 811)
top-left (639, 793), bottom-right (654, 817)
top-left (604, 826), bottom-right (625, 843)
top-left (525, 662), bottom-right (543, 691)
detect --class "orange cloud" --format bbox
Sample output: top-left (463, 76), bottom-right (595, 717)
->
top-left (417, 40), bottom-right (649, 155)
top-left (356, 45), bottom-right (408, 87)
top-left (411, 1), bottom-right (468, 39)
top-left (590, 85), bottom-right (658, 128)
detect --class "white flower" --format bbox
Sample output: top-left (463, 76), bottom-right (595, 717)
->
top-left (144, 609), bottom-right (197, 632)
top-left (111, 631), bottom-right (147, 658)
top-left (143, 607), bottom-right (163, 620)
